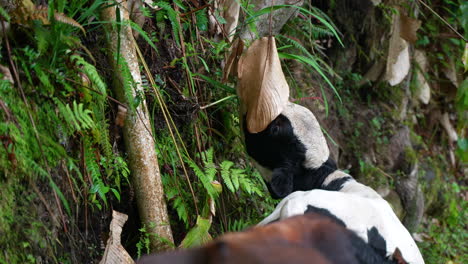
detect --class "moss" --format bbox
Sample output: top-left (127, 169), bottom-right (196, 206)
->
top-left (0, 178), bottom-right (53, 264)
top-left (403, 146), bottom-right (418, 165)
top-left (357, 160), bottom-right (392, 191)
top-left (419, 159), bottom-right (446, 217)
top-left (384, 190), bottom-right (404, 220)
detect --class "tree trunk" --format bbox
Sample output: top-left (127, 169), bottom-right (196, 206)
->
top-left (101, 0), bottom-right (174, 252)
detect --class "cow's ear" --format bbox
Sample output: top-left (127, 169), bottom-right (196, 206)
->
top-left (392, 248), bottom-right (408, 264)
top-left (268, 167), bottom-right (294, 198)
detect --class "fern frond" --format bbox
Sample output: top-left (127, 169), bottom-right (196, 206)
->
top-left (33, 6), bottom-right (86, 34)
top-left (220, 161), bottom-right (235, 193)
top-left (277, 34), bottom-right (314, 59)
top-left (187, 156), bottom-right (218, 199)
top-left (0, 5), bottom-right (11, 21)
top-left (73, 101), bottom-right (95, 130)
top-left (230, 168), bottom-right (242, 191)
top-left (174, 196), bottom-right (189, 225)
top-left (55, 99), bottom-right (80, 132)
top-left (309, 24), bottom-right (333, 39)
top-left (84, 138), bottom-right (108, 206)
top-left (70, 55), bottom-right (107, 96)
top-left (156, 1), bottom-right (180, 46)
top-left (35, 66), bottom-right (53, 93)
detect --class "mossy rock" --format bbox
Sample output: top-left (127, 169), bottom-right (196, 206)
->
top-left (384, 190), bottom-right (404, 220)
top-left (419, 161), bottom-right (446, 217)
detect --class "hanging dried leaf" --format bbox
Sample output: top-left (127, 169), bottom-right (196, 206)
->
top-left (209, 0), bottom-right (240, 42)
top-left (223, 0), bottom-right (240, 42)
top-left (440, 112), bottom-right (458, 143)
top-left (0, 64), bottom-right (14, 84)
top-left (115, 105), bottom-right (128, 127)
top-left (100, 211), bottom-right (134, 264)
top-left (400, 14), bottom-right (421, 44)
top-left (386, 13), bottom-right (410, 86)
top-left (222, 38), bottom-right (244, 82)
top-left (237, 37), bottom-right (289, 133)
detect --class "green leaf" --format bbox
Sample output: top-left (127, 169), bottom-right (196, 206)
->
top-left (193, 73), bottom-right (236, 94)
top-left (49, 179), bottom-right (72, 216)
top-left (279, 52), bottom-right (341, 103)
top-left (195, 10), bottom-right (208, 31)
top-left (111, 188), bottom-right (121, 201)
top-left (180, 216), bottom-right (212, 248)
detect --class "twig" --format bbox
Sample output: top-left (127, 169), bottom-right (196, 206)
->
top-left (30, 180), bottom-right (61, 227)
top-left (45, 70), bottom-right (128, 108)
top-left (268, 0), bottom-right (274, 37)
top-left (181, 4), bottom-right (210, 17)
top-left (200, 95), bottom-right (236, 110)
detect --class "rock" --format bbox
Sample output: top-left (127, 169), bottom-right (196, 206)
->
top-left (380, 126), bottom-right (424, 231)
top-left (419, 162), bottom-right (444, 216)
top-left (395, 160), bottom-right (425, 232)
top-left (413, 49), bottom-right (431, 104)
top-left (382, 126), bottom-right (412, 171)
top-left (384, 190), bottom-right (404, 220)
top-left (442, 57), bottom-right (459, 88)
top-left (239, 0), bottom-right (304, 41)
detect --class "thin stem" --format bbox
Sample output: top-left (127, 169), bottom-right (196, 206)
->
top-left (418, 0), bottom-right (466, 42)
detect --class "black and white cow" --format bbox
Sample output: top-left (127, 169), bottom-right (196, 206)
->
top-left (138, 211), bottom-right (407, 264)
top-left (244, 102), bottom-right (425, 264)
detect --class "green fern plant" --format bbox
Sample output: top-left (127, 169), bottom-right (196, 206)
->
top-left (186, 148), bottom-right (219, 199)
top-left (155, 1), bottom-right (181, 46)
top-left (56, 100), bottom-right (95, 132)
top-left (220, 160), bottom-right (262, 196)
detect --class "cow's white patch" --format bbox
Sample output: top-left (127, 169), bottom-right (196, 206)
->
top-left (258, 188), bottom-right (425, 264)
top-left (282, 103), bottom-right (329, 169)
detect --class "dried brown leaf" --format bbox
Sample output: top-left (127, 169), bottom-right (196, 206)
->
top-left (222, 38), bottom-right (244, 82)
top-left (386, 13), bottom-right (410, 86)
top-left (0, 64), bottom-right (14, 84)
top-left (100, 211), bottom-right (134, 264)
top-left (399, 14), bottom-right (421, 44)
top-left (237, 37), bottom-right (289, 133)
top-left (115, 105), bottom-right (127, 127)
top-left (223, 0), bottom-right (240, 42)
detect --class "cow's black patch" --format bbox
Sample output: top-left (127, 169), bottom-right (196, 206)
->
top-left (303, 211), bottom-right (397, 264)
top-left (347, 229), bottom-right (396, 264)
top-left (367, 226), bottom-right (388, 258)
top-left (322, 176), bottom-right (352, 191)
top-left (244, 115), bottom-right (338, 198)
top-left (304, 207), bottom-right (397, 263)
top-left (305, 205), bottom-right (346, 227)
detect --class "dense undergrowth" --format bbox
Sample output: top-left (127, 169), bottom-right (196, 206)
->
top-left (0, 0), bottom-right (466, 263)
